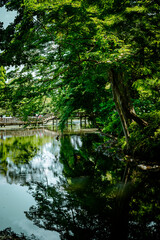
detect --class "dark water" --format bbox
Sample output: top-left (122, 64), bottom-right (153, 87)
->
top-left (0, 128), bottom-right (160, 240)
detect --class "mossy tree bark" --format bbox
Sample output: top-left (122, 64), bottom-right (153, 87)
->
top-left (110, 69), bottom-right (148, 146)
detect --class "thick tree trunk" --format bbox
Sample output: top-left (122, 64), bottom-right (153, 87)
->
top-left (110, 70), bottom-right (130, 145)
top-left (110, 69), bottom-right (148, 145)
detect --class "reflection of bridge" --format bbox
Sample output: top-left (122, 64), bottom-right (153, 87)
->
top-left (0, 112), bottom-right (95, 128)
top-left (0, 128), bottom-right (98, 140)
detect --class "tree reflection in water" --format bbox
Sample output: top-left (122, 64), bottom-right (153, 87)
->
top-left (1, 130), bottom-right (160, 239)
top-left (25, 134), bottom-right (160, 240)
top-left (26, 182), bottom-right (111, 240)
top-left (0, 130), bottom-right (62, 185)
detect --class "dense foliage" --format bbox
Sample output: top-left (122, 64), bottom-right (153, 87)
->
top-left (0, 0), bottom-right (160, 159)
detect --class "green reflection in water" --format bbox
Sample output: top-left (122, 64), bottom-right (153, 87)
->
top-left (1, 131), bottom-right (160, 240)
top-left (26, 134), bottom-right (160, 240)
top-left (0, 132), bottom-right (51, 175)
top-left (25, 134), bottom-right (124, 239)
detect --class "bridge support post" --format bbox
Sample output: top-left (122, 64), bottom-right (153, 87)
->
top-left (56, 118), bottom-right (58, 130)
top-left (84, 116), bottom-right (87, 128)
top-left (53, 119), bottom-right (54, 130)
top-left (80, 116), bottom-right (82, 128)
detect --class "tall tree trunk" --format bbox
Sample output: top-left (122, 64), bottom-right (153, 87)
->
top-left (110, 69), bottom-right (130, 145)
top-left (110, 69), bottom-right (148, 146)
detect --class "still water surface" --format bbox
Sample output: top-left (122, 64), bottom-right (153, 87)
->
top-left (0, 129), bottom-right (62, 239)
top-left (0, 128), bottom-right (160, 240)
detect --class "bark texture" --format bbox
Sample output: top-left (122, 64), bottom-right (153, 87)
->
top-left (110, 69), bottom-right (148, 145)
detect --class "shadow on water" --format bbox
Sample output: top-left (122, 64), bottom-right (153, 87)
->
top-left (0, 129), bottom-right (160, 239)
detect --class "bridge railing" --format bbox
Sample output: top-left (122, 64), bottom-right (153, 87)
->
top-left (0, 115), bottom-right (54, 125)
top-left (0, 117), bottom-right (39, 124)
top-left (0, 112), bottom-right (94, 125)
top-left (0, 117), bottom-right (22, 123)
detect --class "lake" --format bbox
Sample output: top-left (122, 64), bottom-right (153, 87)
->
top-left (0, 128), bottom-right (160, 240)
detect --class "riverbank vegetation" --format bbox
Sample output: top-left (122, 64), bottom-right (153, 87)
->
top-left (0, 0), bottom-right (159, 161)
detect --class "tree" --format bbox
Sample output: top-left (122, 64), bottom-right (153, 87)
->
top-left (0, 0), bottom-right (160, 148)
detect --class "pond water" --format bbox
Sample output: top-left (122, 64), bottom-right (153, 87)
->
top-left (0, 128), bottom-right (160, 240)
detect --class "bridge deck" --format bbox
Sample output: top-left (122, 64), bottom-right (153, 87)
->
top-left (0, 113), bottom-right (94, 127)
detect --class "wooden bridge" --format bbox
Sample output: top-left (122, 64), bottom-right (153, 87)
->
top-left (0, 112), bottom-right (95, 128)
top-left (0, 115), bottom-right (56, 127)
